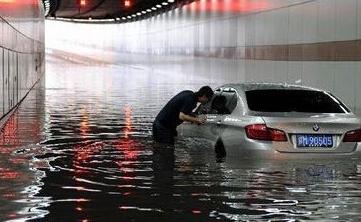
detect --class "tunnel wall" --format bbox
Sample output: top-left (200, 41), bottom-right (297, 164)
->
top-left (46, 0), bottom-right (361, 115)
top-left (0, 0), bottom-right (45, 127)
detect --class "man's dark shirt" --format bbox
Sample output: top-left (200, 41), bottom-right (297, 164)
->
top-left (155, 90), bottom-right (198, 132)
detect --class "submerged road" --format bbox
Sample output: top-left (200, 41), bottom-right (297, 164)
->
top-left (0, 54), bottom-right (360, 221)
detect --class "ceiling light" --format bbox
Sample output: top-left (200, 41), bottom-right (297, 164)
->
top-left (168, 0), bottom-right (175, 2)
top-left (151, 7), bottom-right (157, 10)
top-left (162, 2), bottom-right (168, 5)
top-left (124, 0), bottom-right (131, 7)
top-left (80, 0), bottom-right (86, 6)
top-left (146, 9), bottom-right (152, 12)
top-left (156, 4), bottom-right (162, 8)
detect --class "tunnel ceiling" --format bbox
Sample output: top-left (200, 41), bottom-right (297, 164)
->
top-left (43, 0), bottom-right (192, 22)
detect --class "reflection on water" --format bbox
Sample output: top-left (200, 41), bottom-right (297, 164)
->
top-left (0, 82), bottom-right (48, 222)
top-left (0, 55), bottom-right (361, 221)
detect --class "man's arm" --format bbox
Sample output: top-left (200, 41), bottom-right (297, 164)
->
top-left (179, 112), bottom-right (206, 125)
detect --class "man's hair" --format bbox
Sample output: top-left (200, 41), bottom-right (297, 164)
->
top-left (195, 86), bottom-right (214, 99)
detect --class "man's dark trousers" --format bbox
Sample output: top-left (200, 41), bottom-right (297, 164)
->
top-left (152, 120), bottom-right (176, 145)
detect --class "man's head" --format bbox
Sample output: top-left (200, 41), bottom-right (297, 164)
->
top-left (195, 86), bottom-right (214, 105)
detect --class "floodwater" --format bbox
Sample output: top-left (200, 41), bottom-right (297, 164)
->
top-left (0, 54), bottom-right (361, 222)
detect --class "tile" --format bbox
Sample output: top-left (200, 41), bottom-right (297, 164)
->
top-left (287, 61), bottom-right (303, 85)
top-left (255, 13), bottom-right (267, 45)
top-left (333, 62), bottom-right (357, 109)
top-left (272, 61), bottom-right (288, 83)
top-left (245, 16), bottom-right (256, 46)
top-left (354, 62), bottom-right (361, 116)
top-left (358, 0), bottom-right (361, 39)
top-left (272, 8), bottom-right (289, 45)
top-left (302, 62), bottom-right (335, 91)
top-left (302, 1), bottom-right (318, 43)
top-left (288, 4), bottom-right (304, 44)
top-left (245, 59), bottom-right (256, 82)
top-left (317, 0), bottom-right (336, 42)
top-left (335, 0), bottom-right (357, 41)
top-left (236, 17), bottom-right (245, 46)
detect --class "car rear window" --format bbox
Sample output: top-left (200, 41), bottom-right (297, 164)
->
top-left (245, 89), bottom-right (349, 113)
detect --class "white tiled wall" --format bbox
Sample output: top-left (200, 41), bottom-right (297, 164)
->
top-left (356, 63), bottom-right (361, 115)
top-left (288, 4), bottom-right (304, 44)
top-left (335, 0), bottom-right (357, 41)
top-left (358, 0), bottom-right (361, 38)
top-left (334, 62), bottom-right (357, 110)
top-left (0, 4), bottom-right (45, 121)
top-left (302, 2), bottom-right (318, 43)
top-left (317, 0), bottom-right (336, 42)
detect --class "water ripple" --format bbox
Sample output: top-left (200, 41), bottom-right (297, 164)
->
top-left (0, 56), bottom-right (361, 221)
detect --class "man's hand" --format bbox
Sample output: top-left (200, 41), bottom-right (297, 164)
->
top-left (179, 112), bottom-right (207, 125)
top-left (196, 115), bottom-right (207, 125)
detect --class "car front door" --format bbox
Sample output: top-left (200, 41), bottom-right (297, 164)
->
top-left (200, 88), bottom-right (231, 143)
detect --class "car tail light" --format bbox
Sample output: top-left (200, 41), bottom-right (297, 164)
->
top-left (245, 124), bottom-right (287, 141)
top-left (343, 128), bottom-right (361, 142)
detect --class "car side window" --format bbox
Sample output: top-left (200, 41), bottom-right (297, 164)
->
top-left (195, 88), bottom-right (238, 115)
top-left (195, 88), bottom-right (223, 115)
top-left (221, 88), bottom-right (238, 114)
top-left (195, 90), bottom-right (220, 115)
top-left (209, 92), bottom-right (227, 115)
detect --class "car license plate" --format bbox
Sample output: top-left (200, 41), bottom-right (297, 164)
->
top-left (296, 134), bottom-right (333, 148)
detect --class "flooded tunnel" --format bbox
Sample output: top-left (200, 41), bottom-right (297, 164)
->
top-left (1, 0), bottom-right (361, 221)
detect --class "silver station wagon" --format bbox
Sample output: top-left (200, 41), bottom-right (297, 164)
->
top-left (178, 83), bottom-right (361, 158)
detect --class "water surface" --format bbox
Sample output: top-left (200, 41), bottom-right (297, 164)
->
top-left (0, 55), bottom-right (360, 222)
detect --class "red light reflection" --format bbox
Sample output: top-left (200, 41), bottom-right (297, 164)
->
top-left (0, 93), bottom-right (44, 221)
top-left (0, 0), bottom-right (38, 2)
top-left (76, 207), bottom-right (83, 211)
top-left (192, 209), bottom-right (202, 214)
top-left (74, 141), bottom-right (104, 164)
top-left (7, 213), bottom-right (17, 219)
top-left (0, 109), bottom-right (41, 149)
top-left (0, 168), bottom-right (20, 179)
top-left (0, 111), bottom-right (19, 147)
top-left (0, 0), bottom-right (38, 8)
top-left (185, 0), bottom-right (269, 14)
top-left (113, 139), bottom-right (139, 161)
top-left (2, 193), bottom-right (16, 199)
top-left (0, 0), bottom-right (40, 17)
top-left (72, 106), bottom-right (100, 221)
top-left (124, 106), bottom-right (132, 139)
top-left (80, 107), bottom-right (90, 136)
top-left (113, 106), bottom-right (140, 161)
top-left (73, 107), bottom-right (104, 165)
top-left (112, 105), bottom-right (142, 186)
